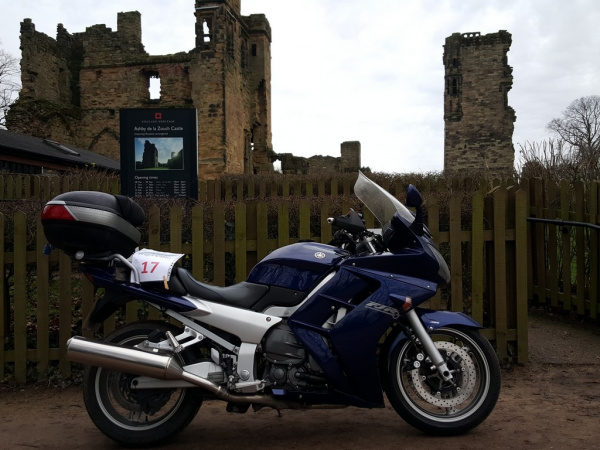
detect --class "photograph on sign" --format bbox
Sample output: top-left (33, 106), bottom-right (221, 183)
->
top-left (135, 138), bottom-right (184, 170)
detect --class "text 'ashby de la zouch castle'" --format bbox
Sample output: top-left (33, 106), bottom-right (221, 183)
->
top-left (7, 0), bottom-right (515, 178)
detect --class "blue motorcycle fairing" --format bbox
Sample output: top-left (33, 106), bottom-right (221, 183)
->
top-left (341, 244), bottom-right (449, 287)
top-left (288, 265), bottom-right (438, 407)
top-left (419, 309), bottom-right (483, 330)
top-left (247, 242), bottom-right (350, 292)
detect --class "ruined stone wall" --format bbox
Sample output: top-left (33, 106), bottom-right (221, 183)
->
top-left (279, 141), bottom-right (361, 175)
top-left (18, 19), bottom-right (77, 104)
top-left (7, 0), bottom-right (272, 179)
top-left (340, 141), bottom-right (361, 173)
top-left (443, 31), bottom-right (515, 172)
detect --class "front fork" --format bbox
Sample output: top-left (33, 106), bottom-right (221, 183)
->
top-left (406, 309), bottom-right (453, 383)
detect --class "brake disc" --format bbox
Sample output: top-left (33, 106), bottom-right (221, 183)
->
top-left (409, 341), bottom-right (477, 408)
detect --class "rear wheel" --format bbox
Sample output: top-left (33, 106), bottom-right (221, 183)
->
top-left (386, 326), bottom-right (500, 435)
top-left (82, 322), bottom-right (201, 446)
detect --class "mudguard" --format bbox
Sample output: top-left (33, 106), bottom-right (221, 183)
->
top-left (384, 308), bottom-right (483, 369)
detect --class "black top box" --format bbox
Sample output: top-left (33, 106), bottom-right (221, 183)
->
top-left (41, 191), bottom-right (145, 258)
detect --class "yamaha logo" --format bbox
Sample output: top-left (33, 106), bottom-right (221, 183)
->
top-left (314, 252), bottom-right (326, 259)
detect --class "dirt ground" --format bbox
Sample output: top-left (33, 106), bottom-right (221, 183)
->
top-left (1, 311), bottom-right (599, 450)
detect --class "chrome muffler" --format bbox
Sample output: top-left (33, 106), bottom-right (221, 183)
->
top-left (67, 336), bottom-right (297, 410)
top-left (67, 336), bottom-right (185, 380)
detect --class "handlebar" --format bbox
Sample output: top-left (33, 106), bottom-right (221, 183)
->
top-left (328, 210), bottom-right (385, 255)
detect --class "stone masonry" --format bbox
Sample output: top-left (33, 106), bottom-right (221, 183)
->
top-left (278, 141), bottom-right (361, 175)
top-left (443, 31), bottom-right (516, 172)
top-left (7, 0), bottom-right (273, 179)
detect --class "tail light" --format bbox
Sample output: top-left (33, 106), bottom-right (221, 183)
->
top-left (42, 204), bottom-right (76, 221)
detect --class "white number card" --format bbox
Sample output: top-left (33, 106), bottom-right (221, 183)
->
top-left (131, 249), bottom-right (184, 283)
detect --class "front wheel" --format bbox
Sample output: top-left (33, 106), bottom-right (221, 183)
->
top-left (82, 322), bottom-right (202, 446)
top-left (386, 326), bottom-right (500, 436)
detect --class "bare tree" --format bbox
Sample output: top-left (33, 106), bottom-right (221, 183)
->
top-left (547, 95), bottom-right (600, 163)
top-left (0, 44), bottom-right (20, 129)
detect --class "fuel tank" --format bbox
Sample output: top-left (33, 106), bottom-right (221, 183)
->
top-left (247, 242), bottom-right (349, 292)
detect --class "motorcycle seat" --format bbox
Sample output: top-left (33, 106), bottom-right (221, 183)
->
top-left (174, 267), bottom-right (269, 309)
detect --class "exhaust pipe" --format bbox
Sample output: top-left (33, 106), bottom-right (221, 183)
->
top-left (67, 336), bottom-right (184, 380)
top-left (67, 336), bottom-right (298, 410)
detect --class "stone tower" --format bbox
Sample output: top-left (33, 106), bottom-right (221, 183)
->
top-left (7, 0), bottom-right (272, 179)
top-left (443, 31), bottom-right (516, 172)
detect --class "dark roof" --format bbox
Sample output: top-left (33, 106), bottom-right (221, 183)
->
top-left (0, 129), bottom-right (120, 171)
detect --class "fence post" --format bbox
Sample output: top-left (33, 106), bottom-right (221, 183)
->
top-left (6, 176), bottom-right (14, 200)
top-left (299, 200), bottom-right (311, 241)
top-left (515, 190), bottom-right (529, 363)
top-left (575, 181), bottom-right (585, 315)
top-left (493, 188), bottom-right (508, 361)
top-left (560, 180), bottom-right (572, 310)
top-left (448, 194), bottom-right (462, 312)
top-left (0, 213), bottom-right (4, 379)
top-left (330, 179), bottom-right (338, 198)
top-left (590, 182), bottom-right (598, 319)
top-left (235, 203), bottom-right (247, 282)
top-left (256, 202), bottom-right (269, 262)
top-left (321, 200), bottom-right (332, 244)
top-left (192, 204), bottom-right (204, 282)
top-left (198, 180), bottom-right (207, 202)
top-left (225, 181), bottom-right (232, 202)
top-left (259, 180), bottom-right (267, 198)
top-left (426, 191), bottom-right (442, 310)
top-left (342, 179), bottom-right (352, 213)
top-left (532, 178), bottom-right (546, 304)
top-left (546, 181), bottom-right (559, 307)
top-left (14, 212), bottom-right (27, 383)
top-left (36, 217), bottom-right (50, 379)
top-left (213, 203), bottom-right (226, 286)
top-left (278, 202), bottom-right (290, 248)
top-left (471, 191), bottom-right (484, 324)
top-left (59, 251), bottom-right (72, 378)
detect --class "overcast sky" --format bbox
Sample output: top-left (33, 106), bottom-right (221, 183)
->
top-left (2, 0), bottom-right (599, 173)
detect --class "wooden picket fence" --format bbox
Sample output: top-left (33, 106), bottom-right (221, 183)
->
top-left (0, 174), bottom-right (530, 383)
top-left (0, 173), bottom-right (470, 202)
top-left (526, 178), bottom-right (600, 319)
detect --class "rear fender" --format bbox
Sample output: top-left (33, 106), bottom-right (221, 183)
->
top-left (82, 289), bottom-right (135, 331)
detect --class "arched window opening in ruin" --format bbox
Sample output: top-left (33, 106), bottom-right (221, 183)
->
top-left (148, 74), bottom-right (161, 100)
top-left (251, 44), bottom-right (257, 57)
top-left (202, 19), bottom-right (211, 43)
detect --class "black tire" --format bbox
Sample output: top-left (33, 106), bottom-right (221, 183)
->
top-left (386, 326), bottom-right (501, 436)
top-left (82, 322), bottom-right (202, 446)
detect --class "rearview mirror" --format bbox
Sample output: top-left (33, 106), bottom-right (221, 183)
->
top-left (406, 185), bottom-right (423, 208)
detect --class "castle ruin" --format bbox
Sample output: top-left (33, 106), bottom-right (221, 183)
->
top-left (443, 31), bottom-right (516, 172)
top-left (278, 141), bottom-right (361, 174)
top-left (7, 0), bottom-right (274, 178)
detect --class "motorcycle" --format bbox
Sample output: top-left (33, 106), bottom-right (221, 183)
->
top-left (41, 172), bottom-right (500, 446)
